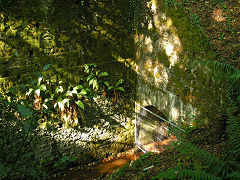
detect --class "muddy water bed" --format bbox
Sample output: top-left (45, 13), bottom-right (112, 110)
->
top-left (58, 148), bottom-right (143, 180)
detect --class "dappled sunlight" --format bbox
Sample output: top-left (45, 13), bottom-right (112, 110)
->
top-left (211, 9), bottom-right (226, 22)
top-left (170, 107), bottom-right (179, 121)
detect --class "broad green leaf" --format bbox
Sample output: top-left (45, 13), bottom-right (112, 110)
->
top-left (116, 79), bottom-right (124, 87)
top-left (99, 72), bottom-right (108, 77)
top-left (76, 85), bottom-right (83, 89)
top-left (17, 104), bottom-right (32, 117)
top-left (108, 86), bottom-right (114, 90)
top-left (104, 81), bottom-right (110, 87)
top-left (89, 79), bottom-right (94, 86)
top-left (116, 87), bottom-right (124, 91)
top-left (39, 84), bottom-right (47, 91)
top-left (76, 100), bottom-right (84, 109)
top-left (80, 89), bottom-right (87, 95)
top-left (42, 64), bottom-right (51, 71)
top-left (96, 70), bottom-right (100, 76)
top-left (87, 75), bottom-right (92, 82)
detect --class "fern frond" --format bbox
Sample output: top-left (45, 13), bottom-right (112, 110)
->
top-left (226, 171), bottom-right (240, 179)
top-left (201, 61), bottom-right (239, 75)
top-left (178, 169), bottom-right (222, 180)
top-left (171, 141), bottom-right (228, 177)
top-left (226, 114), bottom-right (240, 158)
top-left (153, 168), bottom-right (222, 180)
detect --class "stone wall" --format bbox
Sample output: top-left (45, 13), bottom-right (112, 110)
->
top-left (135, 0), bottom-right (225, 126)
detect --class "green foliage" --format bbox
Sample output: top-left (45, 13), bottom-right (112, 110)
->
top-left (25, 63), bottom-right (112, 127)
top-left (0, 87), bottom-right (46, 179)
top-left (153, 61), bottom-right (240, 179)
top-left (153, 168), bottom-right (222, 180)
top-left (53, 156), bottom-right (77, 170)
top-left (0, 0), bottom-right (12, 8)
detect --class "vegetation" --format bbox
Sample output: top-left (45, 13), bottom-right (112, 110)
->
top-left (0, 0), bottom-right (239, 179)
top-left (108, 0), bottom-right (240, 179)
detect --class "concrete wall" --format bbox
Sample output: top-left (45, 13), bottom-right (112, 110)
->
top-left (135, 0), bottom-right (225, 126)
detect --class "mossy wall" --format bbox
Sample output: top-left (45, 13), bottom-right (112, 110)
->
top-left (135, 0), bottom-right (225, 126)
top-left (0, 0), bottom-right (135, 85)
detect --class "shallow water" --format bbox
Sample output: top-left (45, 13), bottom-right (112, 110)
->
top-left (59, 148), bottom-right (143, 180)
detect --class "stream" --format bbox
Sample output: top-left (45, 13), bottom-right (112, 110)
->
top-left (58, 148), bottom-right (143, 180)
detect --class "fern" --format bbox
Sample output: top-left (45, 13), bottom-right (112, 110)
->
top-left (201, 60), bottom-right (239, 75)
top-left (153, 168), bottom-right (222, 180)
top-left (171, 141), bottom-right (228, 177)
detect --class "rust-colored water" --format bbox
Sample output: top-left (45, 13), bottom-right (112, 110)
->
top-left (58, 137), bottom-right (176, 180)
top-left (59, 148), bottom-right (142, 180)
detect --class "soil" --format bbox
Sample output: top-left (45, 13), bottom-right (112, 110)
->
top-left (177, 0), bottom-right (240, 69)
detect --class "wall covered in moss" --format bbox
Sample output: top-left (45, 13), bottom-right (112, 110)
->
top-left (135, 0), bottom-right (226, 127)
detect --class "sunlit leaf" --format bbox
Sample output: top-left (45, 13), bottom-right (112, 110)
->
top-left (96, 70), bottom-right (100, 76)
top-left (39, 84), bottom-right (47, 91)
top-left (26, 88), bottom-right (33, 96)
top-left (117, 87), bottom-right (124, 91)
top-left (62, 98), bottom-right (70, 105)
top-left (56, 86), bottom-right (64, 93)
top-left (80, 89), bottom-right (87, 95)
top-left (58, 101), bottom-right (64, 111)
top-left (76, 100), bottom-right (84, 109)
top-left (43, 103), bottom-right (48, 109)
top-left (76, 85), bottom-right (83, 89)
top-left (93, 79), bottom-right (98, 90)
top-left (89, 79), bottom-right (94, 86)
top-left (104, 81), bottom-right (110, 87)
top-left (116, 79), bottom-right (124, 87)
top-left (99, 72), bottom-right (108, 77)
top-left (108, 86), bottom-right (114, 90)
top-left (35, 89), bottom-right (40, 97)
top-left (37, 76), bottom-right (43, 86)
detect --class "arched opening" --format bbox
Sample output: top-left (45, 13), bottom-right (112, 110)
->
top-left (135, 105), bottom-right (176, 153)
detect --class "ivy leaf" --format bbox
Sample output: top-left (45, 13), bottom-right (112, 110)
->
top-left (76, 100), bottom-right (84, 109)
top-left (17, 104), bottom-right (32, 117)
top-left (42, 64), bottom-right (51, 71)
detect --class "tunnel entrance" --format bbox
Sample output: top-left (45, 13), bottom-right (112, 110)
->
top-left (135, 103), bottom-right (184, 153)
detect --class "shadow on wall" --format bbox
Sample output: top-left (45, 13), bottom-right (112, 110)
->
top-left (0, 0), bottom-right (142, 81)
